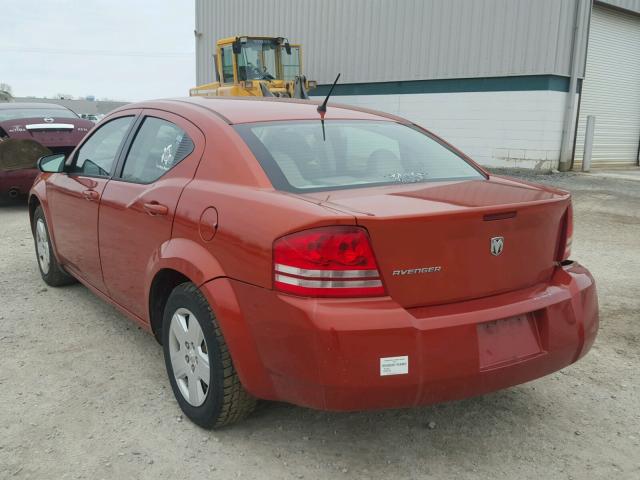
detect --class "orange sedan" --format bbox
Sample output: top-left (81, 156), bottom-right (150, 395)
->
top-left (29, 97), bottom-right (598, 428)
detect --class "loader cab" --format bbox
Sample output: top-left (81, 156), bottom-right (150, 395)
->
top-left (219, 36), bottom-right (301, 82)
top-left (190, 35), bottom-right (315, 98)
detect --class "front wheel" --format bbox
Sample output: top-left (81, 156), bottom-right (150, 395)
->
top-left (32, 206), bottom-right (76, 287)
top-left (162, 282), bottom-right (256, 428)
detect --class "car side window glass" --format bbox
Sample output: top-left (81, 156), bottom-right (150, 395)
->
top-left (120, 117), bottom-right (194, 184)
top-left (70, 116), bottom-right (134, 177)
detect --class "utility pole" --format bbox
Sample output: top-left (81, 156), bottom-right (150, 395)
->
top-left (559, 0), bottom-right (590, 172)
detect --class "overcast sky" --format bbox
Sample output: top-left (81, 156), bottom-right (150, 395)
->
top-left (0, 0), bottom-right (195, 101)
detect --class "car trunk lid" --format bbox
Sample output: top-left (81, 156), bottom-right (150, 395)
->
top-left (302, 176), bottom-right (570, 308)
top-left (0, 117), bottom-right (93, 147)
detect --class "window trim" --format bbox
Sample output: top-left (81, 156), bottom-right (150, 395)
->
top-left (234, 119), bottom-right (488, 194)
top-left (111, 114), bottom-right (195, 185)
top-left (66, 114), bottom-right (138, 179)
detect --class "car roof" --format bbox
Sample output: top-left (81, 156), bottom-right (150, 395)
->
top-left (117, 97), bottom-right (407, 125)
top-left (0, 102), bottom-right (70, 110)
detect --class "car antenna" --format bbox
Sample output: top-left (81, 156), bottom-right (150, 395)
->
top-left (317, 73), bottom-right (340, 141)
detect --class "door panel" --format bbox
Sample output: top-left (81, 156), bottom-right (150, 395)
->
top-left (48, 175), bottom-right (109, 287)
top-left (47, 114), bottom-right (137, 290)
top-left (99, 111), bottom-right (205, 320)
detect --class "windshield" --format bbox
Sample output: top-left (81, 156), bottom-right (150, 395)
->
top-left (237, 39), bottom-right (279, 81)
top-left (0, 108), bottom-right (78, 122)
top-left (235, 120), bottom-right (484, 193)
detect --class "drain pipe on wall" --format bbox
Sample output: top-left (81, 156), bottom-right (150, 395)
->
top-left (558, 0), bottom-right (591, 172)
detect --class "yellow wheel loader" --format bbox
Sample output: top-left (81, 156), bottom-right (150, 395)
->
top-left (189, 36), bottom-right (317, 98)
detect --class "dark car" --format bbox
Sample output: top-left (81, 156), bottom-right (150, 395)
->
top-left (0, 103), bottom-right (94, 198)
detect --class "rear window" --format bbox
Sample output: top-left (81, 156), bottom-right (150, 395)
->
top-left (235, 120), bottom-right (484, 192)
top-left (0, 108), bottom-right (78, 121)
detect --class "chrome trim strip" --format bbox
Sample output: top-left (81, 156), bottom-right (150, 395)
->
top-left (25, 123), bottom-right (74, 130)
top-left (275, 274), bottom-right (383, 289)
top-left (274, 263), bottom-right (379, 279)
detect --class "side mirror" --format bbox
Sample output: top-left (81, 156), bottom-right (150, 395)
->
top-left (232, 39), bottom-right (242, 55)
top-left (38, 154), bottom-right (66, 173)
top-left (276, 37), bottom-right (292, 55)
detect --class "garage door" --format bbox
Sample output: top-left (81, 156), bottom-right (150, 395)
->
top-left (574, 5), bottom-right (640, 167)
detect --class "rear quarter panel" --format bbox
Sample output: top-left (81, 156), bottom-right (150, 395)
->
top-left (165, 117), bottom-right (357, 398)
top-left (170, 114), bottom-right (357, 289)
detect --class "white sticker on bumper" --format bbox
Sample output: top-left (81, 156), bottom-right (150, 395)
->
top-left (380, 356), bottom-right (409, 376)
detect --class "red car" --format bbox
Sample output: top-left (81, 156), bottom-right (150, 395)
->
top-left (29, 97), bottom-right (598, 428)
top-left (0, 103), bottom-right (93, 198)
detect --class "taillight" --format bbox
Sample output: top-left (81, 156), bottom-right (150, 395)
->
top-left (273, 226), bottom-right (385, 297)
top-left (561, 203), bottom-right (573, 261)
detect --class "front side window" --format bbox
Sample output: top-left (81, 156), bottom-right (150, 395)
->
top-left (70, 116), bottom-right (133, 177)
top-left (235, 120), bottom-right (484, 192)
top-left (120, 117), bottom-right (194, 184)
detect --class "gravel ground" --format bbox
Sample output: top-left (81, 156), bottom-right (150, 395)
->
top-left (1, 171), bottom-right (639, 480)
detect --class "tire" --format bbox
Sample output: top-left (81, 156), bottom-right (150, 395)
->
top-left (32, 206), bottom-right (76, 287)
top-left (162, 282), bottom-right (256, 428)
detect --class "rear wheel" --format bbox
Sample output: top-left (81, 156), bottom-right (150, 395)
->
top-left (32, 206), bottom-right (76, 286)
top-left (162, 282), bottom-right (256, 428)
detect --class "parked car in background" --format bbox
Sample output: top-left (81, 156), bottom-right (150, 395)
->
top-left (29, 97), bottom-right (598, 428)
top-left (0, 103), bottom-right (93, 199)
top-left (80, 114), bottom-right (100, 123)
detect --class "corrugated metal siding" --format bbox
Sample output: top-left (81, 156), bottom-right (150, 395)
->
top-left (574, 5), bottom-right (640, 165)
top-left (598, 0), bottom-right (640, 14)
top-left (195, 0), bottom-right (589, 86)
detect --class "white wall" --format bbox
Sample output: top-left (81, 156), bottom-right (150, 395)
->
top-left (313, 90), bottom-right (574, 170)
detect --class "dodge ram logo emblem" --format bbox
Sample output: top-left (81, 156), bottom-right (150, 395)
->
top-left (490, 236), bottom-right (504, 256)
top-left (43, 117), bottom-right (54, 123)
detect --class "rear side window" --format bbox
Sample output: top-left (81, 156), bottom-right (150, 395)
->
top-left (235, 120), bottom-right (484, 192)
top-left (70, 116), bottom-right (134, 177)
top-left (120, 117), bottom-right (194, 184)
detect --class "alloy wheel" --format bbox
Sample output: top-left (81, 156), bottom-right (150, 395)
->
top-left (168, 308), bottom-right (211, 406)
top-left (35, 218), bottom-right (50, 275)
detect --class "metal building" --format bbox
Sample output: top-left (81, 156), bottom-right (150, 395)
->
top-left (195, 0), bottom-right (640, 170)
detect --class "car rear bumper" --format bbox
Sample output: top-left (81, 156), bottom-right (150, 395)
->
top-left (204, 261), bottom-right (598, 411)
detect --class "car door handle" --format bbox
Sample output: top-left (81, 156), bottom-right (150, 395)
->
top-left (143, 202), bottom-right (168, 216)
top-left (82, 189), bottom-right (99, 201)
